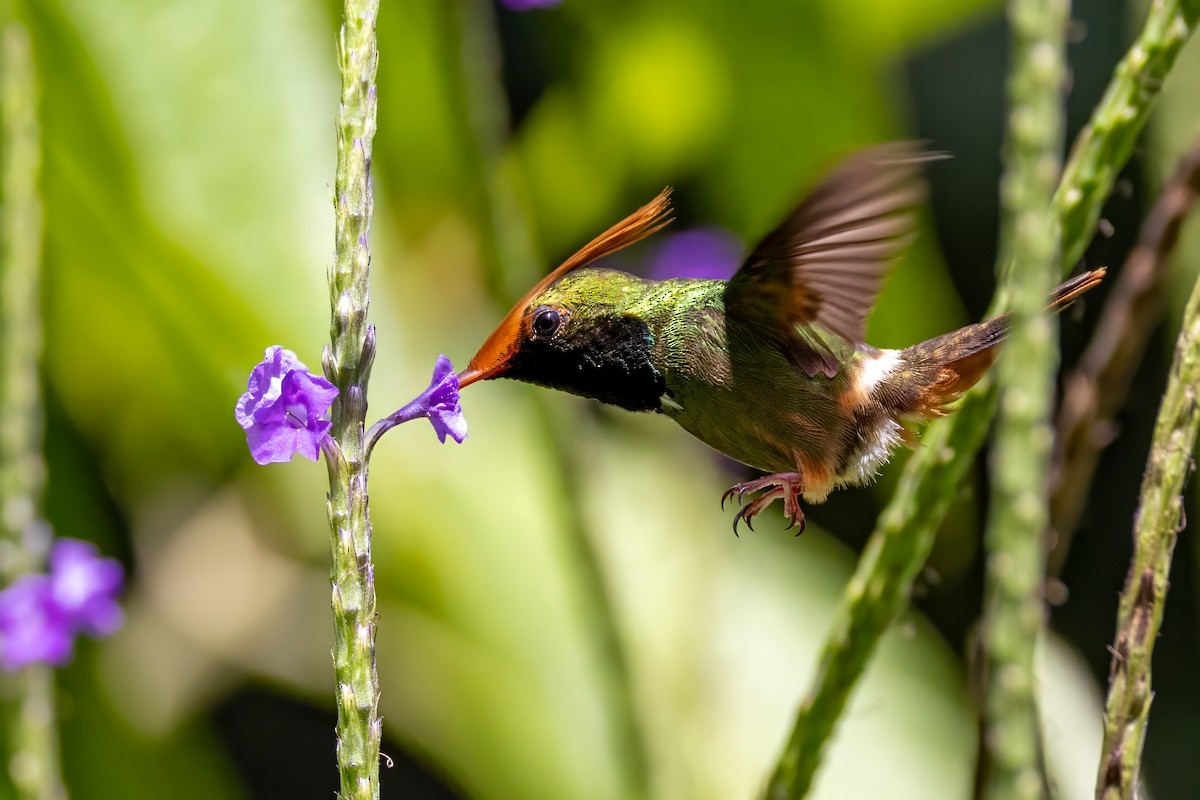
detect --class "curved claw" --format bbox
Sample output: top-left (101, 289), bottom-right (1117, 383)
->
top-left (784, 513), bottom-right (808, 536)
top-left (721, 486), bottom-right (739, 510)
top-left (781, 491), bottom-right (807, 535)
top-left (720, 473), bottom-right (806, 536)
top-left (731, 505), bottom-right (756, 537)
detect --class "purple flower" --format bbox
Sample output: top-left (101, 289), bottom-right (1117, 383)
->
top-left (0, 576), bottom-right (73, 670)
top-left (400, 355), bottom-right (468, 443)
top-left (236, 346), bottom-right (339, 465)
top-left (0, 538), bottom-right (126, 671)
top-left (369, 355), bottom-right (467, 448)
top-left (498, 0), bottom-right (561, 10)
top-left (49, 539), bottom-right (124, 636)
top-left (421, 356), bottom-right (468, 443)
top-left (647, 227), bottom-right (742, 282)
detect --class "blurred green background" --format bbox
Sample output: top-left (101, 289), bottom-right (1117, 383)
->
top-left (4, 0), bottom-right (1199, 797)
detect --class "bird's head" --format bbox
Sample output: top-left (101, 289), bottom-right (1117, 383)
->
top-left (458, 190), bottom-right (675, 411)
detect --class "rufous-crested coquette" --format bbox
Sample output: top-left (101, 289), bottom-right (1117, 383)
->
top-left (457, 144), bottom-right (1105, 533)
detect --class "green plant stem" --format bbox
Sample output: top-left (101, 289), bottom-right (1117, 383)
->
top-left (6, 669), bottom-right (61, 800)
top-left (1094, 263), bottom-right (1200, 799)
top-left (0, 24), bottom-right (44, 579)
top-left (764, 396), bottom-right (995, 799)
top-left (444, 3), bottom-right (651, 796)
top-left (1055, 0), bottom-right (1199, 270)
top-left (762, 0), bottom-right (1199, 796)
top-left (446, 0), bottom-right (538, 301)
top-left (1049, 142), bottom-right (1200, 572)
top-left (323, 2), bottom-right (381, 798)
top-left (979, 0), bottom-right (1069, 795)
top-left (0, 23), bottom-right (63, 800)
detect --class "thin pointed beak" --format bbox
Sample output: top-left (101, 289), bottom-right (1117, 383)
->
top-left (459, 334), bottom-right (518, 388)
top-left (457, 367), bottom-right (487, 388)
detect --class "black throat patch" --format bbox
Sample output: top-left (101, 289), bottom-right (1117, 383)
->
top-left (503, 313), bottom-right (665, 412)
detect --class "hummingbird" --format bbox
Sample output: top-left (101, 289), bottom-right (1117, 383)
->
top-left (457, 144), bottom-right (1105, 533)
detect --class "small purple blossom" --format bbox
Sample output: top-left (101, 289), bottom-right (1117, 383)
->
top-left (236, 346), bottom-right (339, 465)
top-left (0, 576), bottom-right (73, 670)
top-left (0, 539), bottom-right (125, 671)
top-left (368, 355), bottom-right (467, 449)
top-left (397, 354), bottom-right (468, 443)
top-left (498, 0), bottom-right (561, 10)
top-left (49, 539), bottom-right (124, 635)
top-left (647, 227), bottom-right (743, 282)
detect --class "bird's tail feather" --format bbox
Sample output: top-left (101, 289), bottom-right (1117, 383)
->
top-left (894, 267), bottom-right (1106, 418)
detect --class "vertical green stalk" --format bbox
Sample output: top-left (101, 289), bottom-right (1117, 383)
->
top-left (446, 0), bottom-right (538, 300)
top-left (763, 399), bottom-right (995, 800)
top-left (979, 0), bottom-right (1069, 796)
top-left (323, 3), bottom-right (381, 798)
top-left (0, 22), bottom-right (64, 800)
top-left (762, 1), bottom-right (1197, 797)
top-left (1093, 271), bottom-right (1200, 799)
top-left (1049, 143), bottom-right (1200, 571)
top-left (1055, 0), bottom-right (1198, 270)
top-left (0, 26), bottom-right (43, 578)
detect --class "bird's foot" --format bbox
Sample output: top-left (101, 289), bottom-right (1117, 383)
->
top-left (720, 473), bottom-right (806, 536)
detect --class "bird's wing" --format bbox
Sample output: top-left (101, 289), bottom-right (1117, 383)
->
top-left (726, 142), bottom-right (939, 378)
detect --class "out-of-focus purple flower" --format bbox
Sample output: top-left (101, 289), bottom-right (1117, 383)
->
top-left (49, 539), bottom-right (124, 636)
top-left (0, 575), bottom-right (74, 670)
top-left (0, 538), bottom-right (126, 671)
top-left (236, 346), bottom-right (339, 465)
top-left (498, 0), bottom-right (561, 10)
top-left (370, 355), bottom-right (467, 447)
top-left (647, 227), bottom-right (743, 282)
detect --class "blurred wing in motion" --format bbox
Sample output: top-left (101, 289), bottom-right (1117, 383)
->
top-left (726, 143), bottom-right (940, 378)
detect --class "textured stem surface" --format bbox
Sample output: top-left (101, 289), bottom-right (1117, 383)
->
top-left (323, 2), bottom-right (381, 798)
top-left (764, 399), bottom-right (994, 799)
top-left (1055, 0), bottom-right (1198, 270)
top-left (979, 0), bottom-right (1069, 795)
top-left (0, 23), bottom-right (64, 800)
top-left (1049, 142), bottom-right (1200, 570)
top-left (762, 0), bottom-right (1198, 796)
top-left (1093, 263), bottom-right (1200, 799)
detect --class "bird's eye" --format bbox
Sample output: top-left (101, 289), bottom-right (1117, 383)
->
top-left (532, 306), bottom-right (563, 338)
